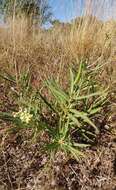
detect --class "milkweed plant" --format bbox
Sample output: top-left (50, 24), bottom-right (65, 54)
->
top-left (0, 62), bottom-right (109, 160)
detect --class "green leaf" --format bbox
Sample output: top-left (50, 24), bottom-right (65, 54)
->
top-left (82, 115), bottom-right (99, 134)
top-left (75, 91), bottom-right (104, 100)
top-left (89, 107), bottom-right (102, 115)
top-left (45, 142), bottom-right (59, 151)
top-left (70, 109), bottom-right (99, 134)
top-left (46, 80), bottom-right (69, 104)
top-left (93, 93), bottom-right (108, 107)
top-left (0, 112), bottom-right (15, 121)
top-left (70, 109), bottom-right (87, 117)
top-left (38, 90), bottom-right (56, 113)
top-left (68, 114), bottom-right (81, 128)
top-left (73, 143), bottom-right (90, 148)
top-left (69, 68), bottom-right (74, 95)
top-left (85, 130), bottom-right (96, 137)
top-left (74, 62), bottom-right (83, 85)
top-left (65, 144), bottom-right (84, 160)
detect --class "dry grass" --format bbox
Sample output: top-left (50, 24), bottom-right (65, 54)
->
top-left (0, 15), bottom-right (115, 85)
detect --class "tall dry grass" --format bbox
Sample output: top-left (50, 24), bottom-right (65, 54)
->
top-left (0, 0), bottom-right (115, 88)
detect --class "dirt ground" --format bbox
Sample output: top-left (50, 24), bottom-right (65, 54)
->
top-left (0, 78), bottom-right (116, 190)
top-left (0, 129), bottom-right (116, 190)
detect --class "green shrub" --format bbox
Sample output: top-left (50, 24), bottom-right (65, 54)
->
top-left (44, 62), bottom-right (108, 159)
top-left (0, 62), bottom-right (108, 160)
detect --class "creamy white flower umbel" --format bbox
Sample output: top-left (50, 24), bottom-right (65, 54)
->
top-left (13, 108), bottom-right (33, 124)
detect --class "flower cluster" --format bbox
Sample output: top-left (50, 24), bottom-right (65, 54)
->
top-left (13, 108), bottom-right (33, 124)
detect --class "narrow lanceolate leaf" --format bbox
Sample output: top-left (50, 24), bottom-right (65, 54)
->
top-left (52, 87), bottom-right (68, 102)
top-left (70, 109), bottom-right (87, 117)
top-left (93, 94), bottom-right (108, 107)
top-left (70, 109), bottom-right (99, 134)
top-left (74, 62), bottom-right (83, 85)
top-left (73, 143), bottom-right (90, 148)
top-left (68, 114), bottom-right (81, 128)
top-left (38, 91), bottom-right (56, 113)
top-left (88, 107), bottom-right (102, 115)
top-left (46, 80), bottom-right (69, 104)
top-left (65, 145), bottom-right (84, 160)
top-left (75, 91), bottom-right (104, 100)
top-left (69, 68), bottom-right (74, 95)
top-left (85, 130), bottom-right (96, 137)
top-left (0, 112), bottom-right (15, 121)
top-left (82, 115), bottom-right (99, 134)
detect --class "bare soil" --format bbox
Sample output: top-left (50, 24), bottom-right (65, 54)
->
top-left (0, 84), bottom-right (116, 190)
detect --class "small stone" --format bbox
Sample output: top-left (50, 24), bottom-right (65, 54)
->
top-left (51, 179), bottom-right (56, 187)
top-left (104, 125), bottom-right (110, 130)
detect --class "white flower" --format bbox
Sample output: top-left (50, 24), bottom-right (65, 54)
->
top-left (13, 108), bottom-right (33, 124)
